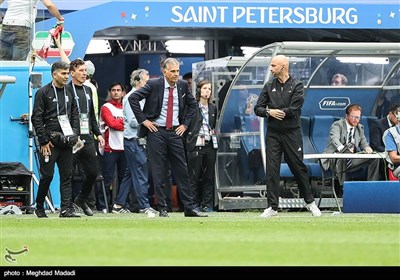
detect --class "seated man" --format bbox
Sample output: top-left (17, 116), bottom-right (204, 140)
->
top-left (383, 108), bottom-right (400, 179)
top-left (331, 73), bottom-right (347, 86)
top-left (370, 104), bottom-right (400, 179)
top-left (321, 104), bottom-right (380, 192)
top-left (370, 104), bottom-right (400, 152)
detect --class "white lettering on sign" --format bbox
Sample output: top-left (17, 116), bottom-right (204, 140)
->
top-left (322, 100), bottom-right (348, 106)
top-left (291, 7), bottom-right (357, 24)
top-left (171, 5), bottom-right (358, 25)
top-left (171, 6), bottom-right (228, 23)
top-left (319, 97), bottom-right (350, 110)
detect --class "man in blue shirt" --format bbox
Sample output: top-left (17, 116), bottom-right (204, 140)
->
top-left (383, 108), bottom-right (400, 179)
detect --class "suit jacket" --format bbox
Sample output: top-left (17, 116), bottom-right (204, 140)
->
top-left (128, 77), bottom-right (197, 138)
top-left (370, 117), bottom-right (390, 152)
top-left (185, 102), bottom-right (218, 152)
top-left (321, 118), bottom-right (370, 170)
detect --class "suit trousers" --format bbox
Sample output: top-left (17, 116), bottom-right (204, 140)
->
top-left (147, 127), bottom-right (195, 212)
top-left (332, 157), bottom-right (380, 186)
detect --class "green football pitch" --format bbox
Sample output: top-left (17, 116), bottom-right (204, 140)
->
top-left (1, 211), bottom-right (399, 266)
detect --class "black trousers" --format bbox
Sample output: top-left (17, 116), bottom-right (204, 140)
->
top-left (187, 141), bottom-right (217, 209)
top-left (72, 141), bottom-right (98, 201)
top-left (98, 150), bottom-right (126, 211)
top-left (36, 146), bottom-right (73, 211)
top-left (266, 128), bottom-right (314, 210)
top-left (147, 127), bottom-right (195, 212)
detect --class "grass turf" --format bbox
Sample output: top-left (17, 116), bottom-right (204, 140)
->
top-left (1, 211), bottom-right (399, 266)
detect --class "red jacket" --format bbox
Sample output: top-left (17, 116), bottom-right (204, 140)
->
top-left (100, 99), bottom-right (124, 152)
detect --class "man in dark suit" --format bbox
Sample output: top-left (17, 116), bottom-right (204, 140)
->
top-left (321, 104), bottom-right (380, 188)
top-left (128, 58), bottom-right (207, 217)
top-left (370, 104), bottom-right (400, 180)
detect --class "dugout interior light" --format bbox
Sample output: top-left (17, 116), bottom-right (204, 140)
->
top-left (241, 46), bottom-right (261, 58)
top-left (165, 40), bottom-right (205, 54)
top-left (86, 39), bottom-right (111, 54)
top-left (336, 57), bottom-right (389, 65)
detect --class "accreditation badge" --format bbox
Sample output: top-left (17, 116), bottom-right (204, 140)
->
top-left (212, 135), bottom-right (219, 149)
top-left (58, 114), bottom-right (73, 136)
top-left (80, 113), bottom-right (90, 134)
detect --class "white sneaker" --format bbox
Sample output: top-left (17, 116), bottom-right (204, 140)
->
top-left (259, 207), bottom-right (278, 218)
top-left (306, 201), bottom-right (322, 217)
top-left (139, 207), bottom-right (158, 218)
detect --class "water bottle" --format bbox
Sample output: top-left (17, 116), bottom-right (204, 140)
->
top-left (73, 139), bottom-right (85, 154)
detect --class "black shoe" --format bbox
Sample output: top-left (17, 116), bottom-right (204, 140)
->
top-left (159, 210), bottom-right (169, 217)
top-left (184, 209), bottom-right (208, 217)
top-left (59, 209), bottom-right (81, 218)
top-left (74, 197), bottom-right (93, 216)
top-left (34, 208), bottom-right (48, 218)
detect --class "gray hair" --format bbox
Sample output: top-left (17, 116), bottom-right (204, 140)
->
top-left (130, 69), bottom-right (149, 88)
top-left (161, 58), bottom-right (179, 70)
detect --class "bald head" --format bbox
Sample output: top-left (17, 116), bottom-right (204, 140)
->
top-left (273, 55), bottom-right (289, 68)
top-left (270, 55), bottom-right (289, 82)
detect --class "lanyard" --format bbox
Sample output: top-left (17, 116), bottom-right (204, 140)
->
top-left (52, 83), bottom-right (68, 116)
top-left (199, 104), bottom-right (211, 136)
top-left (72, 83), bottom-right (89, 114)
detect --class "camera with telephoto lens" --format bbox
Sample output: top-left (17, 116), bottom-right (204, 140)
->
top-left (49, 132), bottom-right (78, 148)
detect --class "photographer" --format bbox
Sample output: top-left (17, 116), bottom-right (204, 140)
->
top-left (31, 61), bottom-right (81, 218)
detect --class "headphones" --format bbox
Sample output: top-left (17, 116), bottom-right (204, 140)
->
top-left (131, 69), bottom-right (146, 87)
top-left (195, 80), bottom-right (212, 100)
top-left (135, 69), bottom-right (145, 81)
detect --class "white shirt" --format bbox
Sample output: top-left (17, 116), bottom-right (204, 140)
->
top-left (346, 123), bottom-right (354, 144)
top-left (3, 0), bottom-right (41, 27)
top-left (199, 103), bottom-right (211, 141)
top-left (156, 78), bottom-right (178, 127)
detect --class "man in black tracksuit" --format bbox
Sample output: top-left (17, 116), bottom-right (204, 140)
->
top-left (254, 55), bottom-right (321, 218)
top-left (31, 61), bottom-right (80, 218)
top-left (67, 59), bottom-right (105, 216)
